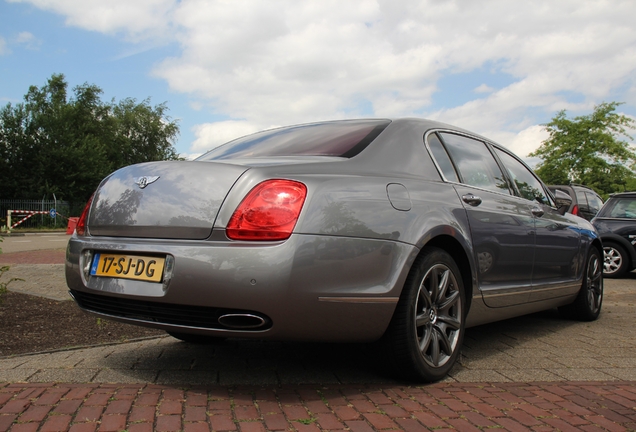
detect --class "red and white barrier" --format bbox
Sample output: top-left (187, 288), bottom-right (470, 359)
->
top-left (6, 210), bottom-right (50, 232)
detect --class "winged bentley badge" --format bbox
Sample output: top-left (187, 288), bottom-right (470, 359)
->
top-left (134, 176), bottom-right (160, 189)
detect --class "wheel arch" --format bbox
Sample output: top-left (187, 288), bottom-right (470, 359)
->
top-left (588, 237), bottom-right (605, 279)
top-left (591, 238), bottom-right (603, 260)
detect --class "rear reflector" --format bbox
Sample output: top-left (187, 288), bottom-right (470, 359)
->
top-left (226, 179), bottom-right (307, 241)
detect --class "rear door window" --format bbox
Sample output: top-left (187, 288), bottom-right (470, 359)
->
top-left (576, 189), bottom-right (588, 207)
top-left (427, 133), bottom-right (459, 182)
top-left (585, 191), bottom-right (603, 215)
top-left (438, 133), bottom-right (510, 195)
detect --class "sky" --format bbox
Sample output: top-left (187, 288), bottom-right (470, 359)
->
top-left (1, 0), bottom-right (635, 163)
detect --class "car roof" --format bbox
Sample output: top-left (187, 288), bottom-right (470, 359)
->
top-left (550, 184), bottom-right (597, 191)
top-left (608, 191), bottom-right (636, 199)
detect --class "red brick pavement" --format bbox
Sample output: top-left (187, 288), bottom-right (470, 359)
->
top-left (0, 382), bottom-right (635, 431)
top-left (0, 250), bottom-right (65, 265)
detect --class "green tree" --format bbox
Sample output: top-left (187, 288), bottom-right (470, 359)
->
top-left (109, 98), bottom-right (180, 167)
top-left (0, 73), bottom-right (180, 204)
top-left (530, 102), bottom-right (636, 198)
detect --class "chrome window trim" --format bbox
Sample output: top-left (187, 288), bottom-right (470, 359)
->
top-left (423, 129), bottom-right (514, 199)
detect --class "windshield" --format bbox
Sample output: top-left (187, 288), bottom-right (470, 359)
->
top-left (196, 119), bottom-right (391, 160)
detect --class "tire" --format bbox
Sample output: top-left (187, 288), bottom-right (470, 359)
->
top-left (382, 247), bottom-right (465, 382)
top-left (602, 242), bottom-right (629, 278)
top-left (167, 331), bottom-right (226, 344)
top-left (559, 247), bottom-right (603, 321)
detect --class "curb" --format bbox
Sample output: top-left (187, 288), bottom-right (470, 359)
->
top-left (0, 335), bottom-right (170, 361)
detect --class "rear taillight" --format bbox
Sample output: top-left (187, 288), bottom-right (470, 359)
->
top-left (571, 204), bottom-right (579, 216)
top-left (226, 179), bottom-right (307, 241)
top-left (76, 194), bottom-right (94, 236)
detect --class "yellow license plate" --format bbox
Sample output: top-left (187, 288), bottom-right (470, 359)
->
top-left (90, 253), bottom-right (165, 282)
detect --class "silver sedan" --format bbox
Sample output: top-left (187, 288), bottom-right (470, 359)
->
top-left (66, 118), bottom-right (603, 382)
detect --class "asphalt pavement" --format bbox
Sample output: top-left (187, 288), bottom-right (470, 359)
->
top-left (0, 233), bottom-right (635, 431)
top-left (0, 232), bottom-right (70, 254)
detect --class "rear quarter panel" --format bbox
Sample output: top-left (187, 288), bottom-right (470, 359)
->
top-left (208, 119), bottom-right (479, 325)
top-left (214, 165), bottom-right (476, 314)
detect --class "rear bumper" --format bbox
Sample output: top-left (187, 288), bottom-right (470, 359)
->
top-left (65, 231), bottom-right (417, 342)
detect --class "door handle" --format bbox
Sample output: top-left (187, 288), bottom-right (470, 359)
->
top-left (531, 206), bottom-right (544, 217)
top-left (462, 194), bottom-right (482, 206)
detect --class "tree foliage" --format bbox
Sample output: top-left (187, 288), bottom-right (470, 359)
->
top-left (530, 102), bottom-right (636, 198)
top-left (0, 74), bottom-right (180, 204)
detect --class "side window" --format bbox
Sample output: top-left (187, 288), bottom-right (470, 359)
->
top-left (494, 148), bottom-right (553, 205)
top-left (427, 133), bottom-right (459, 182)
top-left (608, 198), bottom-right (636, 218)
top-left (575, 189), bottom-right (589, 211)
top-left (585, 192), bottom-right (603, 214)
top-left (439, 133), bottom-right (510, 195)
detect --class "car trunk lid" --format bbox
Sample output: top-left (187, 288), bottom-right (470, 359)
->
top-left (88, 161), bottom-right (249, 239)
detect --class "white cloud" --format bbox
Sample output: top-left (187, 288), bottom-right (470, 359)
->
top-left (7, 0), bottom-right (177, 41)
top-left (154, 0), bottom-right (443, 127)
top-left (158, 0), bottom-right (636, 155)
top-left (191, 120), bottom-right (262, 153)
top-left (0, 32), bottom-right (41, 55)
top-left (474, 84), bottom-right (494, 94)
top-left (179, 152), bottom-right (202, 161)
top-left (11, 0), bottom-right (636, 158)
top-left (15, 32), bottom-right (32, 43)
top-left (506, 125), bottom-right (550, 159)
top-left (14, 31), bottom-right (41, 50)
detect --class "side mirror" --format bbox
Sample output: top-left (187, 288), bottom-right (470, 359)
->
top-left (554, 190), bottom-right (572, 215)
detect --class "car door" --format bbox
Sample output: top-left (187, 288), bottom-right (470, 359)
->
top-left (493, 148), bottom-right (581, 301)
top-left (429, 132), bottom-right (535, 307)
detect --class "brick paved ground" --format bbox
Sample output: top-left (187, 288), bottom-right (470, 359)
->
top-left (0, 249), bottom-right (66, 265)
top-left (1, 381), bottom-right (635, 432)
top-left (0, 249), bottom-right (68, 301)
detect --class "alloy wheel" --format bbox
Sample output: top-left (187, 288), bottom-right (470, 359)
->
top-left (586, 251), bottom-right (603, 314)
top-left (414, 263), bottom-right (463, 368)
top-left (603, 246), bottom-right (623, 275)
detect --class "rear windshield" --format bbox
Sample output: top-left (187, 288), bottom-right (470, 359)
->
top-left (196, 119), bottom-right (391, 160)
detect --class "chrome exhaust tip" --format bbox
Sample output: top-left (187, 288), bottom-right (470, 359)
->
top-left (218, 313), bottom-right (267, 329)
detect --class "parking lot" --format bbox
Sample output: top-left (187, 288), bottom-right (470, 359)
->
top-left (1, 233), bottom-right (635, 431)
top-left (1, 233), bottom-right (635, 385)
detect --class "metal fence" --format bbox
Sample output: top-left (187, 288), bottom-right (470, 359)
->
top-left (0, 199), bottom-right (72, 231)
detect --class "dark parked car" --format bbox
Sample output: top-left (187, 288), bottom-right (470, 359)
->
top-left (548, 184), bottom-right (604, 221)
top-left (592, 192), bottom-right (636, 278)
top-left (66, 118), bottom-right (603, 382)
